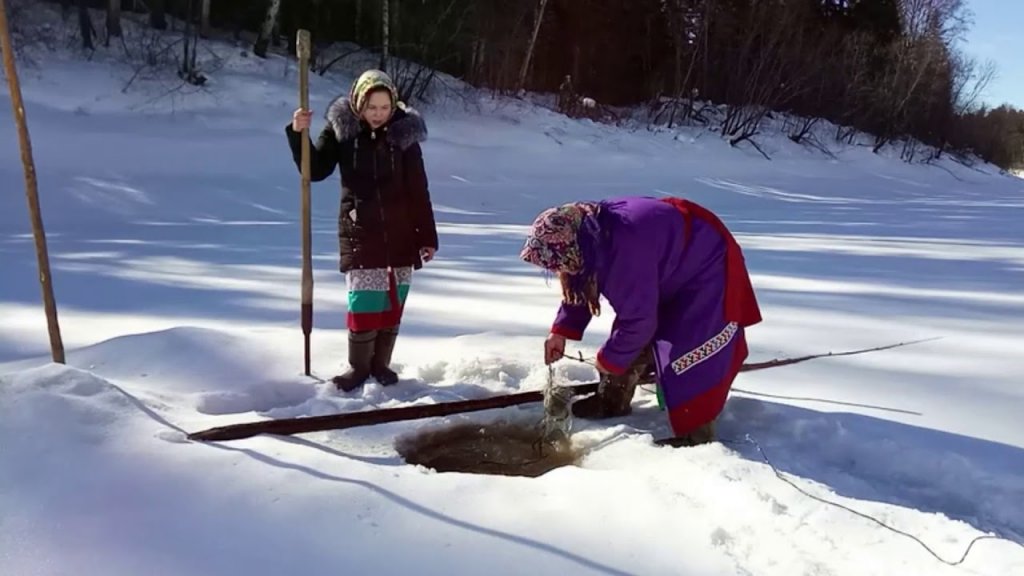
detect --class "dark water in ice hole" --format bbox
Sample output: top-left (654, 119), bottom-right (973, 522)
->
top-left (395, 421), bottom-right (583, 478)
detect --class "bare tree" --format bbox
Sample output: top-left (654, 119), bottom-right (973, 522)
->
top-left (106, 0), bottom-right (122, 44)
top-left (254, 0), bottom-right (282, 58)
top-left (200, 0), bottom-right (211, 37)
top-left (950, 53), bottom-right (996, 115)
top-left (516, 0), bottom-right (548, 92)
top-left (149, 0), bottom-right (167, 30)
top-left (380, 0), bottom-right (389, 71)
top-left (899, 0), bottom-right (972, 43)
top-left (180, 0), bottom-right (204, 85)
top-left (78, 0), bottom-right (95, 50)
top-left (355, 0), bottom-right (364, 43)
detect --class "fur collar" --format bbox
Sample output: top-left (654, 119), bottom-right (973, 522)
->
top-left (324, 95), bottom-right (427, 150)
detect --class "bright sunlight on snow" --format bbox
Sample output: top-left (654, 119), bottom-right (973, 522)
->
top-left (2, 7), bottom-right (1023, 576)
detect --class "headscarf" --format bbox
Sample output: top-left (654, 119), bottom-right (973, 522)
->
top-left (349, 69), bottom-right (398, 116)
top-left (520, 202), bottom-right (604, 315)
top-left (347, 69), bottom-right (399, 167)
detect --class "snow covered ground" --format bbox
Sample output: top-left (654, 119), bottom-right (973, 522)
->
top-left (2, 17), bottom-right (1024, 576)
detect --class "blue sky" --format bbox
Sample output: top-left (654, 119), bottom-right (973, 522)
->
top-left (961, 0), bottom-right (1022, 109)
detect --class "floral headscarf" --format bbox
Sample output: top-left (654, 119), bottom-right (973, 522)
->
top-left (520, 202), bottom-right (599, 272)
top-left (520, 201), bottom-right (604, 314)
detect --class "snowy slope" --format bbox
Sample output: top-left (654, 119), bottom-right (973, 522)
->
top-left (2, 15), bottom-right (1024, 576)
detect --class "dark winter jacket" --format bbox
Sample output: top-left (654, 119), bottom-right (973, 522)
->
top-left (285, 97), bottom-right (439, 273)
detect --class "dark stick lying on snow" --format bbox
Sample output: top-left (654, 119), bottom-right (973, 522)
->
top-left (186, 338), bottom-right (935, 442)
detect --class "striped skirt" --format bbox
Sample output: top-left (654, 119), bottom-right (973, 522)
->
top-left (345, 266), bottom-right (413, 331)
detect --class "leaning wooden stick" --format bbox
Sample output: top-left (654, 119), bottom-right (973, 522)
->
top-left (186, 339), bottom-right (935, 442)
top-left (0, 0), bottom-right (65, 364)
top-left (297, 29), bottom-right (313, 376)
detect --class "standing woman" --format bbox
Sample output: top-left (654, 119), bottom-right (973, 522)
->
top-left (286, 70), bottom-right (439, 391)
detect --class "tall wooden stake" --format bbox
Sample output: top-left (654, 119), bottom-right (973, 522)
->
top-left (0, 0), bottom-right (65, 364)
top-left (296, 29), bottom-right (313, 376)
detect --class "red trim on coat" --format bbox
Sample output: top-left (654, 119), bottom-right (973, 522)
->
top-left (596, 348), bottom-right (627, 375)
top-left (551, 324), bottom-right (583, 341)
top-left (660, 198), bottom-right (763, 328)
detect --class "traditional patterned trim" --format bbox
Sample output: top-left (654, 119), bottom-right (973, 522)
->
top-left (670, 322), bottom-right (739, 375)
top-left (346, 267), bottom-right (412, 292)
top-left (345, 266), bottom-right (413, 331)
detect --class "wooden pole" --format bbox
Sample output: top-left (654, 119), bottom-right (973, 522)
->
top-left (185, 338), bottom-right (937, 442)
top-left (296, 29), bottom-right (313, 376)
top-left (0, 0), bottom-right (65, 364)
top-left (188, 382), bottom-right (602, 442)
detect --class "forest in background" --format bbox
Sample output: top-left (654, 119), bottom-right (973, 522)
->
top-left (17, 0), bottom-right (1024, 170)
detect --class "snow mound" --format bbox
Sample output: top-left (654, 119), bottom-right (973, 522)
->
top-left (4, 326), bottom-right (321, 416)
top-left (76, 326), bottom-right (319, 415)
top-left (0, 363), bottom-right (134, 445)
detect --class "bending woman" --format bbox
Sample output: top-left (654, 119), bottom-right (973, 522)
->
top-left (520, 195), bottom-right (761, 446)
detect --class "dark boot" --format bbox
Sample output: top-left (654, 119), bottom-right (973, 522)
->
top-left (571, 373), bottom-right (636, 419)
top-left (655, 421), bottom-right (717, 448)
top-left (572, 347), bottom-right (651, 420)
top-left (332, 330), bottom-right (376, 392)
top-left (371, 326), bottom-right (400, 386)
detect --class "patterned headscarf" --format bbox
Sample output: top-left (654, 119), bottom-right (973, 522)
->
top-left (521, 202), bottom-right (603, 314)
top-left (349, 69), bottom-right (398, 116)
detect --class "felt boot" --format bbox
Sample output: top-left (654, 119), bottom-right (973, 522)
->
top-left (371, 326), bottom-right (400, 386)
top-left (332, 330), bottom-right (377, 392)
top-left (572, 347), bottom-right (651, 419)
top-left (570, 373), bottom-right (637, 419)
top-left (655, 420), bottom-right (717, 448)
top-left (573, 342), bottom-right (651, 420)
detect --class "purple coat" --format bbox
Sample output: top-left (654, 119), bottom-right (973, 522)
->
top-left (551, 196), bottom-right (761, 434)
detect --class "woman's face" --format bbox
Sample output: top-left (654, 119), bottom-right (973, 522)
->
top-left (362, 90), bottom-right (393, 128)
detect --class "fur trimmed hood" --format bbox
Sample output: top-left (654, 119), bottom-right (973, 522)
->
top-left (324, 95), bottom-right (427, 151)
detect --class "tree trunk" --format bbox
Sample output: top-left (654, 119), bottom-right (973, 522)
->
top-left (200, 0), bottom-right (211, 37)
top-left (355, 0), bottom-right (363, 44)
top-left (0, 0), bottom-right (66, 365)
top-left (105, 0), bottom-right (121, 43)
top-left (379, 0), bottom-right (389, 72)
top-left (149, 0), bottom-right (166, 30)
top-left (78, 0), bottom-right (94, 50)
top-left (516, 0), bottom-right (549, 92)
top-left (254, 0), bottom-right (282, 58)
top-left (392, 0), bottom-right (399, 52)
top-left (179, 0), bottom-right (203, 85)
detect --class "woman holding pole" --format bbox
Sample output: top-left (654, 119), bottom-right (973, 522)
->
top-left (286, 69), bottom-right (439, 392)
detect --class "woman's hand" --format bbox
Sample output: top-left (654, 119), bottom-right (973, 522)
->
top-left (420, 247), bottom-right (436, 263)
top-left (544, 333), bottom-right (566, 365)
top-left (292, 108), bottom-right (313, 132)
